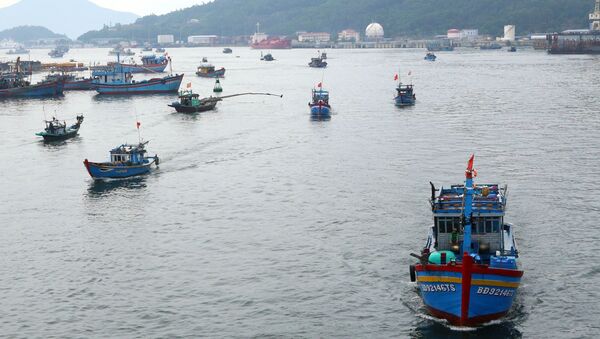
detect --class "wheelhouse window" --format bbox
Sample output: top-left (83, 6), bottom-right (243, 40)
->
top-left (435, 217), bottom-right (460, 234)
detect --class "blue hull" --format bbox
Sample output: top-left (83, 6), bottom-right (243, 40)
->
top-left (95, 74), bottom-right (183, 95)
top-left (395, 95), bottom-right (415, 107)
top-left (84, 159), bottom-right (155, 179)
top-left (310, 104), bottom-right (331, 117)
top-left (415, 262), bottom-right (522, 326)
top-left (0, 80), bottom-right (64, 98)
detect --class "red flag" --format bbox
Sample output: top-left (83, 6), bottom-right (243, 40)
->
top-left (317, 82), bottom-right (322, 88)
top-left (394, 74), bottom-right (398, 81)
top-left (186, 82), bottom-right (192, 88)
top-left (136, 121), bottom-right (141, 129)
top-left (466, 154), bottom-right (477, 179)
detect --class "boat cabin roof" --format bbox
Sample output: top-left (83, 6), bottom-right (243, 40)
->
top-left (432, 183), bottom-right (507, 215)
top-left (110, 142), bottom-right (147, 155)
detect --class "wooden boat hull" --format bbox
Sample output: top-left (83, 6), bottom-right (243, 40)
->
top-left (95, 74), bottom-right (183, 95)
top-left (169, 101), bottom-right (217, 113)
top-left (83, 159), bottom-right (156, 179)
top-left (64, 78), bottom-right (95, 91)
top-left (414, 256), bottom-right (522, 326)
top-left (0, 80), bottom-right (64, 98)
top-left (196, 68), bottom-right (226, 78)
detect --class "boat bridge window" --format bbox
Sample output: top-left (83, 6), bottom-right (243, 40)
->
top-left (436, 217), bottom-right (461, 233)
top-left (472, 217), bottom-right (501, 234)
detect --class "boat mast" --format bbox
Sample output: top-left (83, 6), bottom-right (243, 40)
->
top-left (462, 155), bottom-right (476, 256)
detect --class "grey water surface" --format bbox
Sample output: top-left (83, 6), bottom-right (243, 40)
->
top-left (1, 47), bottom-right (599, 338)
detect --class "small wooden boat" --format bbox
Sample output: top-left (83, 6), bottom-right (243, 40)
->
top-left (196, 64), bottom-right (226, 78)
top-left (84, 141), bottom-right (159, 179)
top-left (308, 56), bottom-right (327, 68)
top-left (424, 52), bottom-right (437, 61)
top-left (309, 87), bottom-right (331, 118)
top-left (36, 115), bottom-right (84, 141)
top-left (261, 53), bottom-right (275, 61)
top-left (223, 48), bottom-right (233, 54)
top-left (395, 83), bottom-right (416, 107)
top-left (169, 90), bottom-right (282, 113)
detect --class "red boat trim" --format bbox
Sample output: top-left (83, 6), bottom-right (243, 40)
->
top-left (83, 159), bottom-right (93, 177)
top-left (461, 253), bottom-right (473, 323)
top-left (415, 263), bottom-right (523, 278)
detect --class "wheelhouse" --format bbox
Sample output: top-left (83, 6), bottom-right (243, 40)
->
top-left (109, 144), bottom-right (147, 164)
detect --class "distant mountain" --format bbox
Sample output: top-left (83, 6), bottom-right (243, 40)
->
top-left (0, 26), bottom-right (67, 42)
top-left (0, 0), bottom-right (138, 39)
top-left (79, 0), bottom-right (595, 42)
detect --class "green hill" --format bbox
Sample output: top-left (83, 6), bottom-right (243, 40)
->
top-left (79, 0), bottom-right (595, 42)
top-left (0, 25), bottom-right (68, 42)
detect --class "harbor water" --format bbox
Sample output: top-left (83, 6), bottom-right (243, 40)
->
top-left (1, 48), bottom-right (599, 337)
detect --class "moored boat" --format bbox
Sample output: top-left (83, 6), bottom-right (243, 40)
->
top-left (508, 46), bottom-right (517, 52)
top-left (44, 72), bottom-right (95, 90)
top-left (168, 90), bottom-right (219, 113)
top-left (84, 141), bottom-right (159, 179)
top-left (36, 115), bottom-right (84, 141)
top-left (0, 58), bottom-right (64, 98)
top-left (409, 155), bottom-right (523, 327)
top-left (308, 55), bottom-right (327, 68)
top-left (309, 85), bottom-right (331, 119)
top-left (261, 53), bottom-right (275, 61)
top-left (48, 46), bottom-right (69, 58)
top-left (223, 48), bottom-right (233, 54)
top-left (480, 43), bottom-right (503, 50)
top-left (109, 47), bottom-right (135, 56)
top-left (156, 47), bottom-right (166, 53)
top-left (196, 64), bottom-right (226, 78)
top-left (424, 52), bottom-right (437, 61)
top-left (114, 54), bottom-right (169, 73)
top-left (394, 83), bottom-right (415, 107)
top-left (92, 62), bottom-right (183, 95)
top-left (7, 46), bottom-right (30, 55)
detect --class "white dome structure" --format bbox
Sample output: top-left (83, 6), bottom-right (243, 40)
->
top-left (365, 22), bottom-right (384, 40)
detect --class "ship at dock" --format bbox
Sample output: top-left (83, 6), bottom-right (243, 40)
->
top-left (250, 23), bottom-right (291, 49)
top-left (547, 0), bottom-right (600, 54)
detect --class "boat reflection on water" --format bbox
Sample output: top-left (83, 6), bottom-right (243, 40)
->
top-left (86, 176), bottom-right (148, 197)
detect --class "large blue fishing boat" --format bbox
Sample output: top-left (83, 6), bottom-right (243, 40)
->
top-left (83, 141), bottom-right (159, 179)
top-left (92, 61), bottom-right (183, 95)
top-left (309, 86), bottom-right (331, 118)
top-left (410, 155), bottom-right (523, 326)
top-left (394, 83), bottom-right (415, 107)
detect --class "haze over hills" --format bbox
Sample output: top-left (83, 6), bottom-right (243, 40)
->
top-left (0, 26), bottom-right (67, 42)
top-left (0, 0), bottom-right (138, 39)
top-left (79, 0), bottom-right (594, 42)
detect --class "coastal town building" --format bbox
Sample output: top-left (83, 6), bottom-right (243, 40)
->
top-left (157, 35), bottom-right (174, 44)
top-left (338, 29), bottom-right (360, 42)
top-left (298, 32), bottom-right (331, 43)
top-left (187, 35), bottom-right (219, 45)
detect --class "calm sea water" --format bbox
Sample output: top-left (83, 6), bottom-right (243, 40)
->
top-left (1, 47), bottom-right (599, 338)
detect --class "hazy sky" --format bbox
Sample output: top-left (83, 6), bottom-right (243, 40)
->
top-left (0, 0), bottom-right (206, 15)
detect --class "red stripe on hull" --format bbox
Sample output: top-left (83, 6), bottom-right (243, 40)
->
top-left (415, 263), bottom-right (523, 278)
top-left (461, 253), bottom-right (473, 322)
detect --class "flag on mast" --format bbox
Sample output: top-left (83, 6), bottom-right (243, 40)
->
top-left (317, 82), bottom-right (322, 88)
top-left (136, 121), bottom-right (141, 129)
top-left (394, 74), bottom-right (399, 81)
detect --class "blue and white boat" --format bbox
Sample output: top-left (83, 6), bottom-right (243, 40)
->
top-left (410, 155), bottom-right (523, 326)
top-left (36, 115), bottom-right (84, 141)
top-left (83, 141), bottom-right (159, 179)
top-left (116, 54), bottom-right (169, 73)
top-left (92, 61), bottom-right (183, 95)
top-left (394, 83), bottom-right (415, 107)
top-left (0, 58), bottom-right (64, 98)
top-left (309, 87), bottom-right (331, 118)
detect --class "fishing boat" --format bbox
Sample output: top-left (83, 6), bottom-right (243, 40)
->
top-left (424, 52), bottom-right (437, 61)
top-left (169, 90), bottom-right (282, 113)
top-left (508, 46), bottom-right (517, 52)
top-left (7, 46), bottom-right (30, 55)
top-left (321, 52), bottom-right (327, 60)
top-left (196, 64), bottom-right (226, 78)
top-left (202, 57), bottom-right (208, 62)
top-left (109, 47), bottom-right (135, 56)
top-left (44, 72), bottom-right (95, 90)
top-left (156, 47), bottom-right (166, 53)
top-left (251, 23), bottom-right (292, 49)
top-left (92, 61), bottom-right (183, 95)
top-left (142, 46), bottom-right (153, 52)
top-left (480, 43), bottom-right (503, 50)
top-left (169, 90), bottom-right (219, 113)
top-left (0, 58), bottom-right (64, 98)
top-left (36, 115), bottom-right (84, 141)
top-left (261, 53), bottom-right (275, 61)
top-left (394, 83), bottom-right (415, 107)
top-left (223, 48), bottom-right (233, 54)
top-left (309, 86), bottom-right (331, 118)
top-left (114, 54), bottom-right (169, 73)
top-left (48, 46), bottom-right (69, 58)
top-left (308, 56), bottom-right (327, 68)
top-left (409, 155), bottom-right (523, 326)
top-left (83, 141), bottom-right (159, 179)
